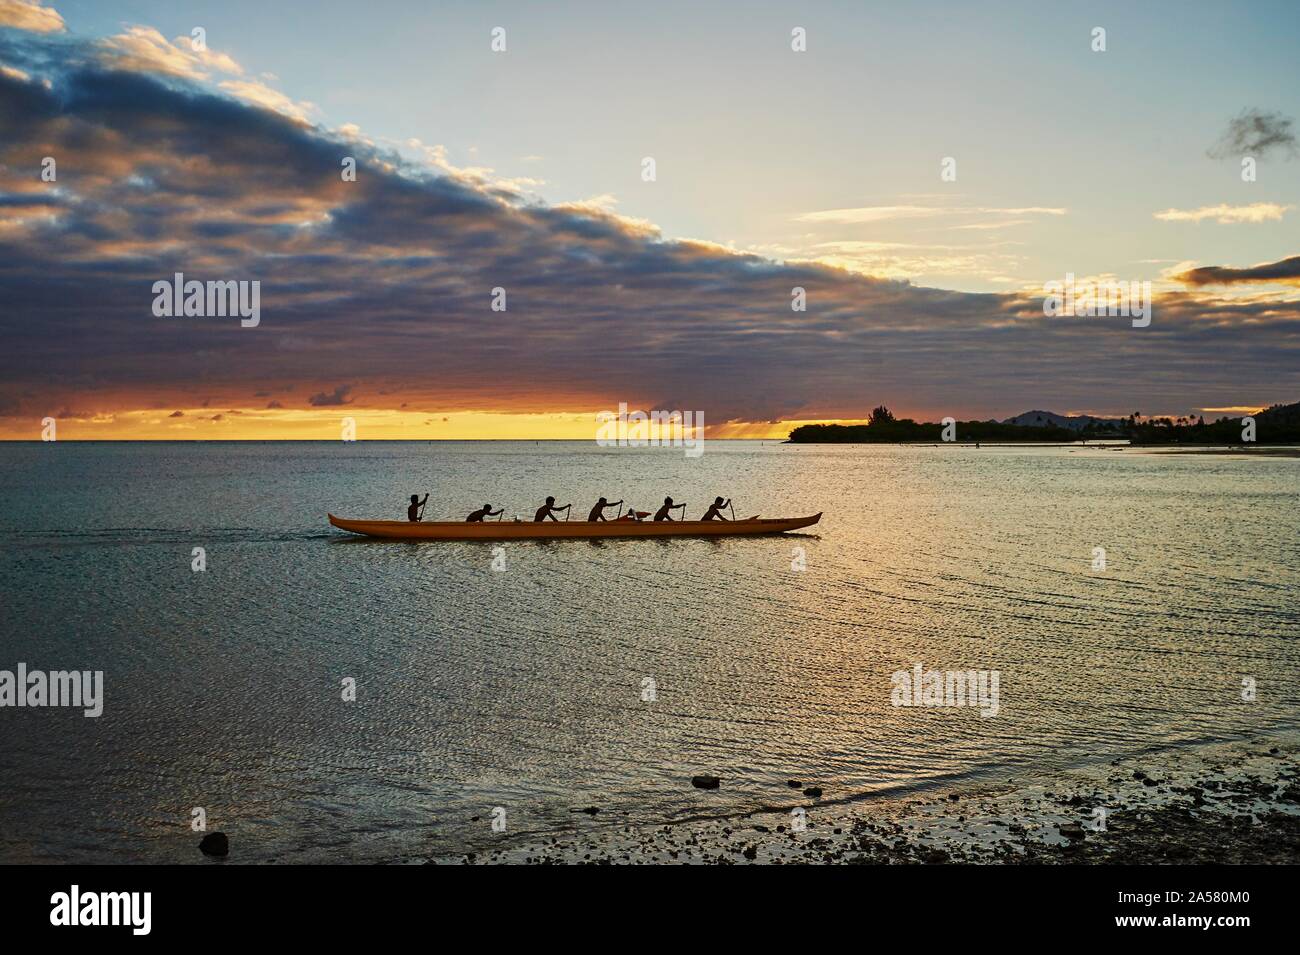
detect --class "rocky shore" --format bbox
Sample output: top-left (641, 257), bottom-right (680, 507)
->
top-left (443, 735), bottom-right (1300, 865)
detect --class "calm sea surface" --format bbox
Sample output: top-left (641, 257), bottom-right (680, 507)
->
top-left (1, 441), bottom-right (1298, 862)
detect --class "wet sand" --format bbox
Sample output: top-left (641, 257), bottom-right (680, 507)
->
top-left (441, 735), bottom-right (1300, 864)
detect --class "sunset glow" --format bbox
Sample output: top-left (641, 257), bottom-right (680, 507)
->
top-left (2, 1), bottom-right (1298, 438)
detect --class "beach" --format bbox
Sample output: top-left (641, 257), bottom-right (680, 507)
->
top-left (446, 734), bottom-right (1300, 864)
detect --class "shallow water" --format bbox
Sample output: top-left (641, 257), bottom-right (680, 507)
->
top-left (1, 441), bottom-right (1297, 862)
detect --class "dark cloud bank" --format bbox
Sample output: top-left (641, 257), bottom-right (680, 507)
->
top-left (1, 29), bottom-right (1298, 424)
top-left (1177, 256), bottom-right (1300, 287)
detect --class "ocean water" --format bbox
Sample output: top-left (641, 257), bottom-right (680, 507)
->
top-left (1, 440), bottom-right (1297, 863)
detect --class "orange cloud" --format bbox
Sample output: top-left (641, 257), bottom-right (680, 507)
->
top-left (0, 0), bottom-right (64, 33)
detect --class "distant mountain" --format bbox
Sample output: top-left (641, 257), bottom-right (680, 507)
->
top-left (1002, 402), bottom-right (1299, 431)
top-left (1001, 410), bottom-right (1127, 431)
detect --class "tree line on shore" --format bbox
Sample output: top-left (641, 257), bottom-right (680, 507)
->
top-left (787, 403), bottom-right (1300, 444)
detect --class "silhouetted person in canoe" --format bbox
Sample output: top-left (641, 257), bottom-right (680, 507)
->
top-left (407, 493), bottom-right (428, 522)
top-left (466, 504), bottom-right (503, 522)
top-left (587, 497), bottom-right (623, 521)
top-left (702, 497), bottom-right (731, 521)
top-left (654, 497), bottom-right (685, 522)
top-left (534, 496), bottom-right (571, 522)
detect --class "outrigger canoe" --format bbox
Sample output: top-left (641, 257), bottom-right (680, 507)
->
top-left (328, 512), bottom-right (821, 541)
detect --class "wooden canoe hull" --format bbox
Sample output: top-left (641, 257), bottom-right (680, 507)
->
top-left (327, 512), bottom-right (821, 541)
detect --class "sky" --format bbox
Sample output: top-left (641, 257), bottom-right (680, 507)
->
top-left (1, 0), bottom-right (1298, 439)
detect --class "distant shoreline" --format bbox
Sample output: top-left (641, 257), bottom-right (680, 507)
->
top-left (781, 440), bottom-right (1300, 455)
top-left (781, 440), bottom-right (1127, 447)
top-left (1, 437), bottom-right (775, 443)
top-left (787, 404), bottom-right (1300, 446)
top-left (5, 439), bottom-right (1298, 453)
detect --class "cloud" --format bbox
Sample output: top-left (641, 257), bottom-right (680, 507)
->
top-left (0, 24), bottom-right (1297, 426)
top-left (217, 78), bottom-right (313, 123)
top-left (1173, 255), bottom-right (1300, 286)
top-left (796, 205), bottom-right (1065, 225)
top-left (784, 239), bottom-right (1025, 281)
top-left (1154, 203), bottom-right (1291, 224)
top-left (798, 205), bottom-right (947, 224)
top-left (0, 0), bottom-right (64, 33)
top-left (95, 26), bottom-right (312, 122)
top-left (1208, 109), bottom-right (1297, 159)
top-left (950, 219), bottom-right (1031, 231)
top-left (308, 385), bottom-right (354, 407)
top-left (98, 26), bottom-right (243, 80)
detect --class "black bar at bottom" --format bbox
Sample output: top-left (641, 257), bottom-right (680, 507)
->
top-left (0, 863), bottom-right (1271, 940)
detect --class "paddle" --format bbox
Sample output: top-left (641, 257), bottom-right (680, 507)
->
top-left (728, 500), bottom-right (736, 521)
top-left (417, 495), bottom-right (429, 521)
